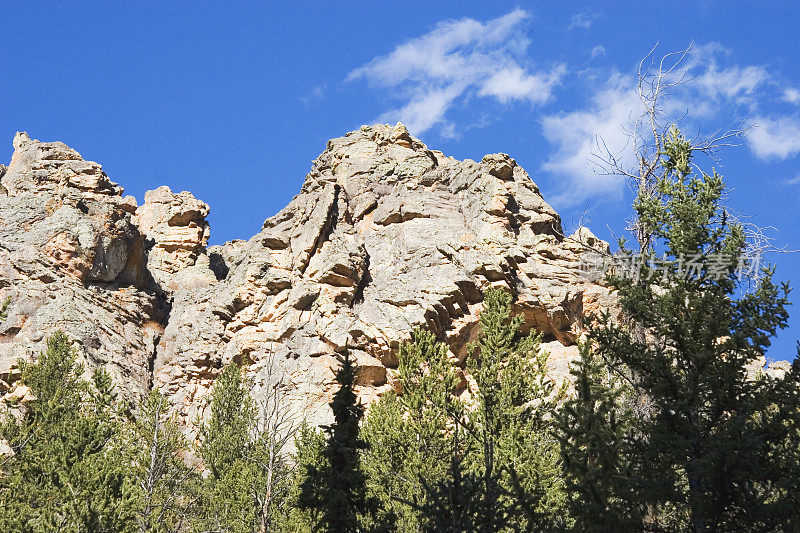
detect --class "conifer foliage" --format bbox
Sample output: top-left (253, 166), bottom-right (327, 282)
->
top-left (298, 351), bottom-right (379, 532)
top-left (197, 361), bottom-right (287, 533)
top-left (361, 328), bottom-right (460, 530)
top-left (361, 290), bottom-right (568, 532)
top-left (558, 127), bottom-right (800, 531)
top-left (129, 390), bottom-right (194, 532)
top-left (0, 331), bottom-right (133, 532)
top-left (464, 288), bottom-right (567, 531)
top-left (555, 342), bottom-right (633, 531)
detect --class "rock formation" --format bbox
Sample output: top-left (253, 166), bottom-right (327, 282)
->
top-left (0, 132), bottom-right (162, 399)
top-left (13, 123), bottom-right (785, 433)
top-left (133, 185), bottom-right (215, 294)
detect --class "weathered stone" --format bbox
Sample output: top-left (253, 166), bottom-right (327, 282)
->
top-left (0, 133), bottom-right (164, 401)
top-left (152, 123), bottom-right (620, 430)
top-left (133, 186), bottom-right (214, 294)
top-left (3, 125), bottom-right (789, 439)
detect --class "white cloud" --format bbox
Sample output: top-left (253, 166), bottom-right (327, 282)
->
top-left (541, 73), bottom-right (639, 204)
top-left (784, 87), bottom-right (800, 104)
top-left (540, 43), bottom-right (797, 206)
top-left (478, 64), bottom-right (566, 104)
top-left (694, 62), bottom-right (769, 102)
top-left (348, 9), bottom-right (564, 136)
top-left (569, 11), bottom-right (600, 30)
top-left (747, 115), bottom-right (800, 161)
top-left (299, 82), bottom-right (327, 106)
top-left (590, 45), bottom-right (606, 60)
top-left (782, 172), bottom-right (800, 186)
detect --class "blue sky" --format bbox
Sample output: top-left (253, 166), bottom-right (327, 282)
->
top-left (2, 1), bottom-right (800, 360)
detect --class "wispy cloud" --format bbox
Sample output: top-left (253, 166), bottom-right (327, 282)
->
top-left (347, 9), bottom-right (564, 136)
top-left (689, 45), bottom-right (769, 104)
top-left (590, 45), bottom-right (606, 60)
top-left (541, 73), bottom-right (638, 204)
top-left (540, 43), bottom-right (789, 207)
top-left (748, 115), bottom-right (800, 161)
top-left (299, 82), bottom-right (327, 107)
top-left (782, 172), bottom-right (800, 186)
top-left (569, 10), bottom-right (600, 30)
top-left (784, 87), bottom-right (800, 105)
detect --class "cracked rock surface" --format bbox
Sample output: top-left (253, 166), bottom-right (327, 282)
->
top-left (0, 124), bottom-right (618, 431)
top-left (0, 132), bottom-right (163, 399)
top-left (152, 123), bottom-right (615, 428)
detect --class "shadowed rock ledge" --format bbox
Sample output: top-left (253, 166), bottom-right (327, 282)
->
top-left (0, 124), bottom-right (618, 430)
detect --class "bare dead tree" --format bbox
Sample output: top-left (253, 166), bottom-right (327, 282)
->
top-left (590, 42), bottom-right (749, 252)
top-left (246, 352), bottom-right (302, 533)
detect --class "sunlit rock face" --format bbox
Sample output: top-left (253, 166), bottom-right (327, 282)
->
top-left (0, 124), bottom-right (616, 431)
top-left (152, 123), bottom-right (614, 428)
top-left (0, 132), bottom-right (162, 401)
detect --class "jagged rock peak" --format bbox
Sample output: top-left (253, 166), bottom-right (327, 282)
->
top-left (4, 132), bottom-right (134, 204)
top-left (0, 132), bottom-right (164, 405)
top-left (297, 123), bottom-right (531, 200)
top-left (156, 123), bottom-right (612, 430)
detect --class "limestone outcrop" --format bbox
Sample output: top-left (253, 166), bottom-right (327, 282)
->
top-left (0, 124), bottom-right (618, 430)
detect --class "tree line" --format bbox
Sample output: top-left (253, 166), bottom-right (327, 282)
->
top-left (2, 129), bottom-right (800, 531)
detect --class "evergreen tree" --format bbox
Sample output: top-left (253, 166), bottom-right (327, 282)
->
top-left (414, 413), bottom-right (482, 533)
top-left (279, 422), bottom-right (326, 531)
top-left (298, 351), bottom-right (379, 532)
top-left (556, 343), bottom-right (637, 531)
top-left (465, 288), bottom-right (567, 531)
top-left (585, 127), bottom-right (795, 530)
top-left (0, 331), bottom-right (134, 532)
top-left (747, 352), bottom-right (800, 530)
top-left (363, 293), bottom-right (568, 532)
top-left (362, 328), bottom-right (461, 531)
top-left (196, 361), bottom-right (285, 532)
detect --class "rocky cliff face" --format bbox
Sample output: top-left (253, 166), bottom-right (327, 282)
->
top-left (0, 124), bottom-right (623, 429)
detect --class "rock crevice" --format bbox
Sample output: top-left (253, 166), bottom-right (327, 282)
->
top-left (0, 124), bottom-right (617, 430)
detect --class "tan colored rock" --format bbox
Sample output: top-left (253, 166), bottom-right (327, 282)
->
top-left (153, 124), bottom-right (617, 430)
top-left (16, 125), bottom-right (792, 443)
top-left (0, 133), bottom-right (165, 403)
top-left (133, 186), bottom-right (215, 293)
top-left (0, 439), bottom-right (13, 458)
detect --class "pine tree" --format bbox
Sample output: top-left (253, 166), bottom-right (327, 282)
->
top-left (280, 422), bottom-right (326, 531)
top-left (586, 127), bottom-right (795, 530)
top-left (556, 343), bottom-right (636, 531)
top-left (414, 412), bottom-right (482, 533)
top-left (362, 292), bottom-right (569, 531)
top-left (298, 351), bottom-right (379, 532)
top-left (196, 361), bottom-right (280, 532)
top-left (362, 329), bottom-right (462, 531)
top-left (465, 288), bottom-right (567, 531)
top-left (747, 351), bottom-right (800, 530)
top-left (0, 331), bottom-right (134, 532)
